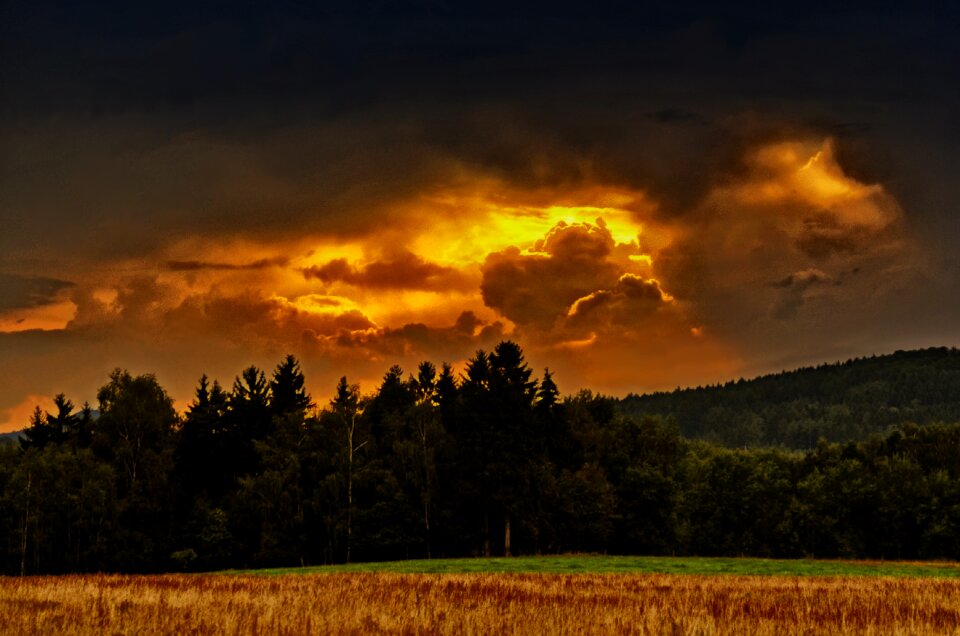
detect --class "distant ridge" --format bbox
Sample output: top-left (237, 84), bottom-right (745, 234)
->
top-left (0, 430), bottom-right (23, 444)
top-left (619, 347), bottom-right (960, 448)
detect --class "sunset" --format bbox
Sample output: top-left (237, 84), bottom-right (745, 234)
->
top-left (3, 2), bottom-right (960, 633)
top-left (1, 133), bottom-right (918, 429)
top-left (1, 49), bottom-right (951, 431)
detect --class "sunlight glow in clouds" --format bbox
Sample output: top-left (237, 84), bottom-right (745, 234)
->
top-left (405, 184), bottom-right (656, 266)
top-left (0, 137), bottom-right (919, 431)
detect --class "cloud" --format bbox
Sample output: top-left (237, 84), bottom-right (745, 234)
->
top-left (0, 274), bottom-right (75, 312)
top-left (67, 276), bottom-right (379, 346)
top-left (771, 268), bottom-right (835, 319)
top-left (646, 108), bottom-right (703, 125)
top-left (166, 257), bottom-right (290, 271)
top-left (0, 2), bottom-right (957, 433)
top-left (772, 269), bottom-right (833, 290)
top-left (0, 132), bottom-right (936, 432)
top-left (301, 250), bottom-right (472, 291)
top-left (567, 273), bottom-right (671, 321)
top-left (317, 310), bottom-right (506, 362)
top-left (480, 220), bottom-right (623, 327)
top-left (650, 136), bottom-right (924, 368)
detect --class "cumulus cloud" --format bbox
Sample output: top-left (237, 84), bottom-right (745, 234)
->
top-left (317, 310), bottom-right (506, 362)
top-left (477, 218), bottom-right (702, 381)
top-left (480, 220), bottom-right (623, 327)
top-left (567, 273), bottom-right (671, 322)
top-left (65, 275), bottom-right (379, 348)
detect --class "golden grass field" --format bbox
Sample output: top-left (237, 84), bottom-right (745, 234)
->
top-left (3, 572), bottom-right (960, 635)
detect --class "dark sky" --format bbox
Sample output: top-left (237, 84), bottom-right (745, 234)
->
top-left (1, 1), bottom-right (958, 429)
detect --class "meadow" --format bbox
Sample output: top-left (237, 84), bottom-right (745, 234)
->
top-left (5, 557), bottom-right (960, 635)
top-left (228, 554), bottom-right (960, 578)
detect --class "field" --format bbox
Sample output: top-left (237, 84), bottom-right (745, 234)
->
top-left (229, 554), bottom-right (960, 578)
top-left (5, 557), bottom-right (960, 635)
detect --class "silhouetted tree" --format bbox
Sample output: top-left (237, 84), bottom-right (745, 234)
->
top-left (330, 377), bottom-right (365, 562)
top-left (21, 394), bottom-right (77, 450)
top-left (7, 344), bottom-right (960, 574)
top-left (270, 355), bottom-right (312, 420)
top-left (92, 369), bottom-right (177, 569)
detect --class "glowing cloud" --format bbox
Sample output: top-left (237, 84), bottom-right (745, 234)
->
top-left (0, 136), bottom-right (922, 430)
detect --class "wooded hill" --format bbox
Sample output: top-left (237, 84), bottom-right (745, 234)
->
top-left (620, 347), bottom-right (960, 448)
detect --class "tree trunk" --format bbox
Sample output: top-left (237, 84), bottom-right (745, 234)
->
top-left (504, 512), bottom-right (512, 557)
top-left (423, 498), bottom-right (431, 560)
top-left (20, 470), bottom-right (31, 577)
top-left (483, 509), bottom-right (491, 557)
top-left (346, 415), bottom-right (354, 564)
top-left (420, 421), bottom-right (431, 559)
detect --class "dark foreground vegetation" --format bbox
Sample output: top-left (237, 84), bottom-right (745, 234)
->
top-left (3, 343), bottom-right (960, 575)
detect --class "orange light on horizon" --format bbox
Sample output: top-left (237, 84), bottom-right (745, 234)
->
top-left (0, 299), bottom-right (77, 333)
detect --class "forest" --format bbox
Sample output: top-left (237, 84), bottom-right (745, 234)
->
top-left (3, 342), bottom-right (960, 575)
top-left (621, 347), bottom-right (960, 448)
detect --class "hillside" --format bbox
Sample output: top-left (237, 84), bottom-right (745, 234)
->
top-left (0, 431), bottom-right (22, 445)
top-left (619, 347), bottom-right (960, 448)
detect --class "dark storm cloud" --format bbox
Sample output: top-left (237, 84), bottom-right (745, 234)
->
top-left (2, 3), bottom-right (957, 272)
top-left (2, 1), bottom-right (956, 270)
top-left (4, 3), bottom-right (957, 213)
top-left (0, 273), bottom-right (74, 312)
top-left (5, 2), bottom-right (957, 113)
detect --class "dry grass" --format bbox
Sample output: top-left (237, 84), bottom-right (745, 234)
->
top-left (3, 572), bottom-right (960, 635)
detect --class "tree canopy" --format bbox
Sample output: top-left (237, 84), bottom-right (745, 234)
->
top-left (3, 344), bottom-right (960, 574)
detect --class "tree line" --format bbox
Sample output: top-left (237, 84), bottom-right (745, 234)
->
top-left (620, 347), bottom-right (960, 448)
top-left (3, 341), bottom-right (960, 574)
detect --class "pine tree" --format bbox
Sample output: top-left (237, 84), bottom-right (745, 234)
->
top-left (270, 355), bottom-right (311, 419)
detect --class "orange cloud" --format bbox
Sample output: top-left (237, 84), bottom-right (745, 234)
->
top-left (0, 273), bottom-right (77, 333)
top-left (0, 299), bottom-right (77, 333)
top-left (719, 138), bottom-right (902, 259)
top-left (650, 135), bottom-right (919, 367)
top-left (568, 274), bottom-right (671, 320)
top-left (480, 220), bottom-right (625, 327)
top-left (0, 135), bottom-right (925, 430)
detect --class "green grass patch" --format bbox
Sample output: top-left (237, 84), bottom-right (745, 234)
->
top-left (219, 555), bottom-right (960, 578)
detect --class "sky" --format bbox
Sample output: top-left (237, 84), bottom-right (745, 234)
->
top-left (1, 1), bottom-right (959, 430)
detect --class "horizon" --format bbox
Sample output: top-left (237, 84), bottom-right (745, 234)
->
top-left (5, 341), bottom-right (959, 434)
top-left (3, 2), bottom-right (959, 432)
